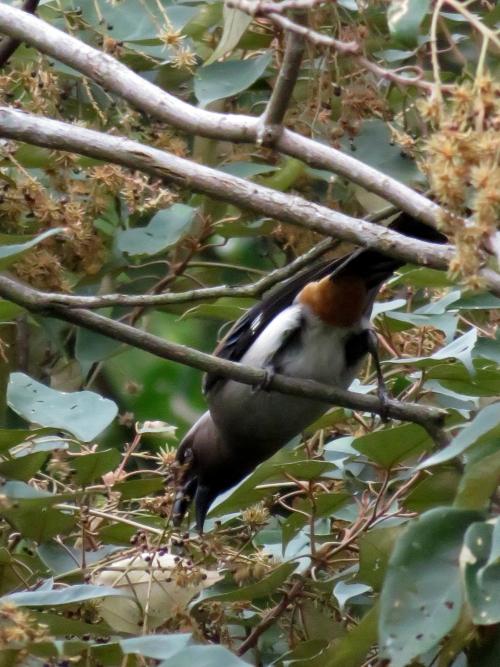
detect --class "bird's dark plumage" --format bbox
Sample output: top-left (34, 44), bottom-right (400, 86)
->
top-left (173, 214), bottom-right (447, 531)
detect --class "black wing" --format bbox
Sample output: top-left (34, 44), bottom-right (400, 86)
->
top-left (203, 255), bottom-right (346, 393)
top-left (203, 213), bottom-right (447, 394)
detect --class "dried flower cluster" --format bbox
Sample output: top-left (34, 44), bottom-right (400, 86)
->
top-left (0, 159), bottom-right (174, 290)
top-left (0, 602), bottom-right (51, 648)
top-left (419, 74), bottom-right (500, 286)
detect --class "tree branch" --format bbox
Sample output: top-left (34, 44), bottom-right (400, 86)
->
top-left (10, 238), bottom-right (339, 310)
top-left (0, 107), bottom-right (470, 281)
top-left (227, 0), bottom-right (449, 92)
top-left (0, 274), bottom-right (446, 434)
top-left (0, 0), bottom-right (39, 67)
top-left (257, 15), bottom-right (307, 145)
top-left (0, 2), bottom-right (441, 226)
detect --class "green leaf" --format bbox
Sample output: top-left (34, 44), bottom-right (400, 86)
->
top-left (333, 581), bottom-right (371, 612)
top-left (194, 52), bottom-right (271, 107)
top-left (385, 329), bottom-right (478, 372)
top-left (395, 266), bottom-right (455, 288)
top-left (353, 423), bottom-right (432, 469)
top-left (1, 501), bottom-right (76, 542)
top-left (0, 428), bottom-right (50, 454)
top-left (386, 310), bottom-right (457, 344)
top-left (204, 7), bottom-right (251, 65)
top-left (217, 161), bottom-right (278, 178)
top-left (453, 293), bottom-right (500, 310)
top-left (463, 519), bottom-right (500, 625)
top-left (117, 204), bottom-right (196, 256)
top-left (418, 403), bottom-right (500, 469)
top-left (114, 477), bottom-right (165, 500)
top-left (318, 603), bottom-right (379, 667)
top-left (0, 228), bottom-right (64, 269)
top-left (7, 372), bottom-right (118, 442)
top-left (1, 480), bottom-right (52, 500)
top-left (208, 447), bottom-right (301, 519)
top-left (358, 525), bottom-right (402, 591)
top-left (454, 449), bottom-right (500, 510)
top-left (340, 120), bottom-right (420, 183)
top-left (388, 0), bottom-right (430, 46)
top-left (72, 449), bottom-right (121, 486)
top-left (38, 542), bottom-right (119, 576)
top-left (379, 507), bottom-right (482, 667)
top-left (193, 561), bottom-right (297, 606)
top-left (180, 300), bottom-right (250, 322)
top-left (274, 460), bottom-right (336, 480)
top-left (158, 645), bottom-right (249, 667)
top-left (275, 639), bottom-right (328, 666)
top-left (475, 333), bottom-right (500, 364)
top-left (120, 634), bottom-right (192, 660)
top-left (405, 470), bottom-right (461, 512)
top-left (426, 364), bottom-right (500, 397)
top-left (29, 610), bottom-right (112, 638)
top-left (0, 301), bottom-right (24, 322)
top-left (2, 583), bottom-right (132, 607)
top-left (0, 451), bottom-right (49, 481)
top-left (77, 0), bottom-right (197, 41)
top-left (75, 327), bottom-right (122, 367)
top-left (373, 48), bottom-right (415, 62)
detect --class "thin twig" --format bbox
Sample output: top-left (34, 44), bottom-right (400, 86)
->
top-left (227, 0), bottom-right (451, 92)
top-left (236, 578), bottom-right (304, 656)
top-left (257, 13), bottom-right (307, 144)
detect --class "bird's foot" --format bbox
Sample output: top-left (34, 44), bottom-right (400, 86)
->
top-left (377, 383), bottom-right (390, 423)
top-left (252, 367), bottom-right (275, 393)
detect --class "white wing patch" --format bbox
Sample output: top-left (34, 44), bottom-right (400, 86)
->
top-left (240, 304), bottom-right (303, 369)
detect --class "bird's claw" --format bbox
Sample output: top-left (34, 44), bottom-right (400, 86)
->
top-left (253, 367), bottom-right (275, 393)
top-left (377, 384), bottom-right (390, 423)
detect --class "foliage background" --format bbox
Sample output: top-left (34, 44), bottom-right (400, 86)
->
top-left (0, 0), bottom-right (499, 665)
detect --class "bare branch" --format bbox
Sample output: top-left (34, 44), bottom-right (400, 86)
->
top-left (443, 0), bottom-right (500, 50)
top-left (248, 7), bottom-right (360, 53)
top-left (14, 239), bottom-right (339, 310)
top-left (227, 0), bottom-right (448, 92)
top-left (0, 2), bottom-right (441, 226)
top-left (257, 15), bottom-right (307, 144)
top-left (0, 0), bottom-right (39, 67)
top-left (0, 273), bottom-right (446, 432)
top-left (0, 107), bottom-right (466, 277)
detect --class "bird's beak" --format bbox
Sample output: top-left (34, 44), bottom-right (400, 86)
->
top-left (195, 484), bottom-right (217, 533)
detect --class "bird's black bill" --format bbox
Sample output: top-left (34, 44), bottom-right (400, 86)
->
top-left (194, 484), bottom-right (216, 533)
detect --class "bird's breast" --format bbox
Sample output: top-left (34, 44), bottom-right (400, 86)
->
top-left (208, 316), bottom-right (369, 447)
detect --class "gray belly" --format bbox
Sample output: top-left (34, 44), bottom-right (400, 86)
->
top-left (208, 345), bottom-right (363, 449)
top-left (208, 383), bottom-right (330, 448)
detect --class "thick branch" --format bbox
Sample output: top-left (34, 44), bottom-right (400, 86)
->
top-left (0, 274), bottom-right (445, 431)
top-left (0, 3), bottom-right (440, 226)
top-left (0, 0), bottom-right (39, 67)
top-left (0, 107), bottom-right (465, 278)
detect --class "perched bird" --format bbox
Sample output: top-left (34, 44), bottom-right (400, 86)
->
top-left (173, 214), bottom-right (446, 531)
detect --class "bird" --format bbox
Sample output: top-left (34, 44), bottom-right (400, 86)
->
top-left (172, 214), bottom-right (447, 531)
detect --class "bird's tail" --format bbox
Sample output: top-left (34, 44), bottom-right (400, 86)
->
top-left (330, 213), bottom-right (447, 288)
